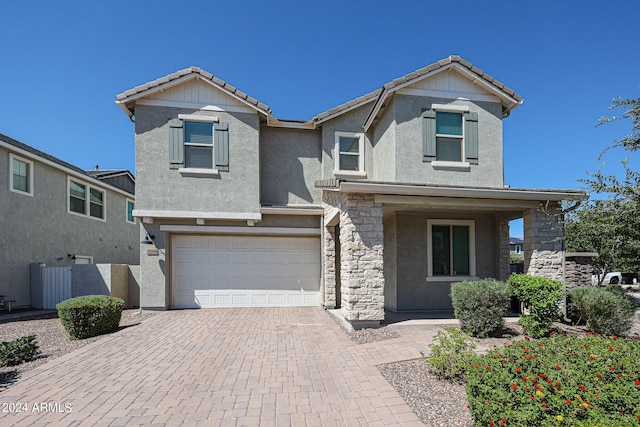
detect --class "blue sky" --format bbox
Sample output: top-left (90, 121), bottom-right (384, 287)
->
top-left (2, 1), bottom-right (639, 236)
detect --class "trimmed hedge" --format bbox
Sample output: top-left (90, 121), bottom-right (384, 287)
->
top-left (0, 335), bottom-right (40, 366)
top-left (509, 274), bottom-right (564, 338)
top-left (570, 286), bottom-right (637, 336)
top-left (57, 295), bottom-right (124, 340)
top-left (451, 279), bottom-right (511, 338)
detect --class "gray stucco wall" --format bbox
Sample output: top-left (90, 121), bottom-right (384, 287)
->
top-left (390, 211), bottom-right (498, 311)
top-left (320, 104), bottom-right (374, 180)
top-left (260, 126), bottom-right (322, 206)
top-left (372, 96), bottom-right (396, 182)
top-left (392, 94), bottom-right (504, 187)
top-left (134, 105), bottom-right (261, 214)
top-left (383, 214), bottom-right (397, 311)
top-left (0, 146), bottom-right (139, 308)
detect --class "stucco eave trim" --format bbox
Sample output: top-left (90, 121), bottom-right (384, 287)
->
top-left (132, 210), bottom-right (262, 221)
top-left (336, 182), bottom-right (588, 202)
top-left (159, 225), bottom-right (320, 236)
top-left (260, 206), bottom-right (324, 215)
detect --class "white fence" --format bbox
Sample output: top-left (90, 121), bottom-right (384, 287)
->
top-left (42, 266), bottom-right (72, 309)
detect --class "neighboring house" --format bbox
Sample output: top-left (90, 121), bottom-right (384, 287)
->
top-left (116, 55), bottom-right (586, 328)
top-left (510, 237), bottom-right (524, 255)
top-left (0, 133), bottom-right (139, 308)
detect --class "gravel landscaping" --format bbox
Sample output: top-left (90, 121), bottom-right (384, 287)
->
top-left (0, 309), bottom-right (157, 391)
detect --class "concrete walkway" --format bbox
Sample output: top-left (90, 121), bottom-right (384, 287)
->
top-left (0, 307), bottom-right (455, 426)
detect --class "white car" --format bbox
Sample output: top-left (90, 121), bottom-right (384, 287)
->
top-left (601, 272), bottom-right (637, 286)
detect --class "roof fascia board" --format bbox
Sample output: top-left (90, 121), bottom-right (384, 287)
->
top-left (117, 74), bottom-right (270, 117)
top-left (136, 98), bottom-right (258, 115)
top-left (451, 65), bottom-right (521, 110)
top-left (0, 140), bottom-right (135, 198)
top-left (337, 181), bottom-right (588, 201)
top-left (375, 194), bottom-right (541, 209)
top-left (266, 115), bottom-right (315, 129)
top-left (314, 97), bottom-right (377, 127)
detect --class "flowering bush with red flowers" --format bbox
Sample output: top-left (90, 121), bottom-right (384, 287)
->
top-left (466, 334), bottom-right (640, 426)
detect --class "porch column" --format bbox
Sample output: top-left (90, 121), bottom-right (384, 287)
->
top-left (322, 224), bottom-right (337, 308)
top-left (523, 203), bottom-right (564, 281)
top-left (497, 217), bottom-right (512, 281)
top-left (340, 194), bottom-right (384, 323)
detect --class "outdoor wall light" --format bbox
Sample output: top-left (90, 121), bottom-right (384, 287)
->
top-left (141, 234), bottom-right (155, 245)
top-left (67, 254), bottom-right (76, 260)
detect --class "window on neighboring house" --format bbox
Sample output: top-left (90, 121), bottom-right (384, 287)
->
top-left (334, 132), bottom-right (365, 176)
top-left (168, 116), bottom-right (229, 174)
top-left (68, 178), bottom-right (105, 220)
top-left (515, 245), bottom-right (522, 254)
top-left (126, 199), bottom-right (135, 224)
top-left (9, 154), bottom-right (33, 196)
top-left (422, 105), bottom-right (478, 167)
top-left (427, 219), bottom-right (476, 278)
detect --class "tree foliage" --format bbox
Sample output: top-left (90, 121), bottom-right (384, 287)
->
top-left (565, 93), bottom-right (640, 274)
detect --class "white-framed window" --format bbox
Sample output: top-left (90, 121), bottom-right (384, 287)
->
top-left (184, 120), bottom-right (214, 169)
top-left (9, 153), bottom-right (34, 196)
top-left (435, 111), bottom-right (464, 162)
top-left (67, 177), bottom-right (106, 221)
top-left (126, 199), bottom-right (135, 224)
top-left (427, 219), bottom-right (476, 279)
top-left (514, 245), bottom-right (522, 254)
top-left (334, 131), bottom-right (365, 177)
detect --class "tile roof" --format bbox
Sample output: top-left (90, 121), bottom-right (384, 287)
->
top-left (115, 67), bottom-right (271, 116)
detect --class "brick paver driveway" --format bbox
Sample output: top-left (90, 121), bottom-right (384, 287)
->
top-left (1, 308), bottom-right (440, 426)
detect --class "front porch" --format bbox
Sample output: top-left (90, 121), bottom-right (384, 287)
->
top-left (318, 180), bottom-right (585, 329)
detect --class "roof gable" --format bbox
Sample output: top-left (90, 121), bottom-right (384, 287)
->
top-left (115, 67), bottom-right (271, 118)
top-left (362, 56), bottom-right (523, 131)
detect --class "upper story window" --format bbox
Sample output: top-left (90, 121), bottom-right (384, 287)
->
top-left (126, 199), bottom-right (135, 224)
top-left (9, 154), bottom-right (34, 196)
top-left (427, 219), bottom-right (476, 280)
top-left (168, 115), bottom-right (229, 175)
top-left (436, 112), bottom-right (463, 161)
top-left (422, 104), bottom-right (478, 169)
top-left (68, 177), bottom-right (105, 221)
top-left (334, 132), bottom-right (366, 177)
top-left (184, 121), bottom-right (213, 169)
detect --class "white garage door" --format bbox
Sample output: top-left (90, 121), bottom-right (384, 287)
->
top-left (172, 235), bottom-right (321, 308)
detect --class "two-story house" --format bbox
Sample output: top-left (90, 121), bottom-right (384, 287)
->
top-left (116, 56), bottom-right (586, 328)
top-left (0, 133), bottom-right (140, 309)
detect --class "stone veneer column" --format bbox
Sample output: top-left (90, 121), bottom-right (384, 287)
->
top-left (340, 194), bottom-right (384, 323)
top-left (523, 203), bottom-right (564, 281)
top-left (564, 253), bottom-right (598, 291)
top-left (497, 218), bottom-right (512, 282)
top-left (322, 191), bottom-right (384, 324)
top-left (323, 225), bottom-right (337, 308)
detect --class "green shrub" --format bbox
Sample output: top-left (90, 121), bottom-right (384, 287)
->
top-left (465, 334), bottom-right (640, 426)
top-left (57, 295), bottom-right (124, 340)
top-left (570, 286), bottom-right (637, 336)
top-left (0, 335), bottom-right (40, 366)
top-left (425, 327), bottom-right (476, 382)
top-left (509, 274), bottom-right (564, 338)
top-left (451, 279), bottom-right (511, 338)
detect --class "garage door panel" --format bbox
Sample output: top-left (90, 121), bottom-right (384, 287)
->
top-left (173, 235), bottom-right (320, 308)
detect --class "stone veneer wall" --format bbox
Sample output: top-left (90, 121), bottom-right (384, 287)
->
top-left (322, 191), bottom-right (384, 322)
top-left (498, 218), bottom-right (512, 281)
top-left (565, 253), bottom-right (597, 291)
top-left (524, 203), bottom-right (564, 282)
top-left (323, 224), bottom-right (337, 308)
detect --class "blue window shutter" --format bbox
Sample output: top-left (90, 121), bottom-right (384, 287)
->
top-left (464, 112), bottom-right (479, 164)
top-left (214, 122), bottom-right (229, 172)
top-left (422, 110), bottom-right (436, 162)
top-left (168, 119), bottom-right (184, 169)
